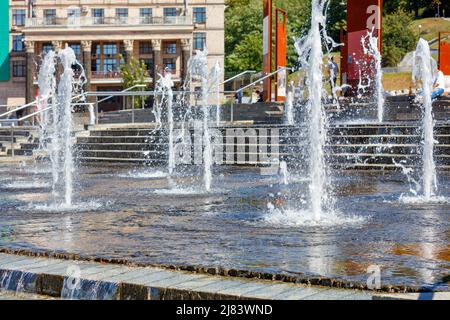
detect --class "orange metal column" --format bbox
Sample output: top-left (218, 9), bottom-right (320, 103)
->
top-left (263, 0), bottom-right (272, 102)
top-left (439, 32), bottom-right (450, 75)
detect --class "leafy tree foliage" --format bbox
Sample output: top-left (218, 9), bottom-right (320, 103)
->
top-left (382, 10), bottom-right (418, 67)
top-left (120, 55), bottom-right (149, 108)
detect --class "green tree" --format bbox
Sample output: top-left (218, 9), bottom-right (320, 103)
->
top-left (226, 30), bottom-right (263, 71)
top-left (120, 55), bottom-right (149, 109)
top-left (225, 0), bottom-right (312, 72)
top-left (382, 10), bottom-right (418, 67)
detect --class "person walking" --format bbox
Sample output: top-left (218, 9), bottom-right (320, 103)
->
top-left (327, 56), bottom-right (339, 89)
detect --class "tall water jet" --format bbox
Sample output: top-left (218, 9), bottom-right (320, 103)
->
top-left (285, 82), bottom-right (294, 125)
top-left (38, 46), bottom-right (85, 207)
top-left (294, 0), bottom-right (331, 220)
top-left (57, 47), bottom-right (79, 206)
top-left (36, 51), bottom-right (56, 150)
top-left (209, 61), bottom-right (222, 126)
top-left (362, 30), bottom-right (384, 122)
top-left (413, 39), bottom-right (438, 200)
top-left (188, 50), bottom-right (213, 192)
top-left (155, 72), bottom-right (175, 175)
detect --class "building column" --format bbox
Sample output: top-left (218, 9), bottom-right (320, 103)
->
top-left (52, 40), bottom-right (63, 52)
top-left (181, 39), bottom-right (191, 81)
top-left (51, 41), bottom-right (64, 87)
top-left (151, 39), bottom-right (162, 80)
top-left (24, 41), bottom-right (35, 104)
top-left (81, 40), bottom-right (92, 92)
top-left (123, 39), bottom-right (134, 64)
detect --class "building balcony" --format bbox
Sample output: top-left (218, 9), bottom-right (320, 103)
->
top-left (92, 71), bottom-right (122, 79)
top-left (25, 16), bottom-right (193, 29)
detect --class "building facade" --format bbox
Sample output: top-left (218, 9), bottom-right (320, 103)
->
top-left (0, 0), bottom-right (225, 107)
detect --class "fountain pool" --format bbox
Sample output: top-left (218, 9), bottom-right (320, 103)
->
top-left (0, 162), bottom-right (449, 291)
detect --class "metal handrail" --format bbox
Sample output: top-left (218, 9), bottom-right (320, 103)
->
top-left (0, 84), bottom-right (146, 127)
top-left (0, 96), bottom-right (50, 120)
top-left (97, 84), bottom-right (147, 104)
top-left (221, 70), bottom-right (256, 86)
top-left (85, 90), bottom-right (239, 97)
top-left (236, 67), bottom-right (290, 94)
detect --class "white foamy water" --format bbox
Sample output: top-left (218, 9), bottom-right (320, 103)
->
top-left (118, 170), bottom-right (167, 179)
top-left (154, 188), bottom-right (204, 195)
top-left (399, 195), bottom-right (449, 205)
top-left (2, 181), bottom-right (51, 189)
top-left (20, 167), bottom-right (54, 175)
top-left (263, 205), bottom-right (367, 228)
top-left (19, 200), bottom-right (108, 213)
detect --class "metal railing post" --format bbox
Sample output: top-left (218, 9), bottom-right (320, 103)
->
top-left (132, 95), bottom-right (135, 123)
top-left (10, 125), bottom-right (14, 157)
top-left (231, 100), bottom-right (234, 123)
top-left (95, 96), bottom-right (99, 125)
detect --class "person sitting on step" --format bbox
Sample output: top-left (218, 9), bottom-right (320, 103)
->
top-left (431, 68), bottom-right (445, 100)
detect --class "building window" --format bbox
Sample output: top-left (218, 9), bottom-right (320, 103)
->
top-left (163, 58), bottom-right (176, 72)
top-left (67, 8), bottom-right (81, 25)
top-left (103, 43), bottom-right (117, 56)
top-left (141, 59), bottom-right (154, 76)
top-left (12, 9), bottom-right (26, 26)
top-left (139, 42), bottom-right (152, 55)
top-left (92, 8), bottom-right (104, 24)
top-left (69, 43), bottom-right (81, 60)
top-left (92, 58), bottom-right (101, 72)
top-left (12, 35), bottom-right (24, 52)
top-left (164, 8), bottom-right (177, 17)
top-left (92, 43), bottom-right (101, 56)
top-left (164, 42), bottom-right (177, 54)
top-left (140, 8), bottom-right (152, 23)
top-left (193, 7), bottom-right (206, 24)
top-left (42, 43), bottom-right (54, 54)
top-left (12, 60), bottom-right (26, 77)
top-left (116, 8), bottom-right (128, 23)
top-left (193, 33), bottom-right (206, 50)
top-left (44, 9), bottom-right (57, 25)
top-left (103, 58), bottom-right (117, 72)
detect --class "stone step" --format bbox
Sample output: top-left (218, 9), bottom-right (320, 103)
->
top-left (0, 252), bottom-right (387, 300)
top-left (0, 131), bottom-right (33, 137)
top-left (76, 135), bottom-right (450, 146)
top-left (7, 149), bottom-right (34, 156)
top-left (76, 142), bottom-right (450, 157)
top-left (20, 143), bottom-right (40, 150)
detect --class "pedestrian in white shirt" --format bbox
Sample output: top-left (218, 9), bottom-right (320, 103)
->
top-left (432, 69), bottom-right (445, 100)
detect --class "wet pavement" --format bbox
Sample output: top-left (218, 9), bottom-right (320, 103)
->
top-left (0, 161), bottom-right (449, 291)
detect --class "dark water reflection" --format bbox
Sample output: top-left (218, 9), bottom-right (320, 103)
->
top-left (0, 162), bottom-right (449, 290)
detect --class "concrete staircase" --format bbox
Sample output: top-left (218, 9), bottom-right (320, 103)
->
top-left (75, 123), bottom-right (450, 170)
top-left (0, 127), bottom-right (40, 158)
top-left (97, 102), bottom-right (286, 125)
top-left (327, 124), bottom-right (450, 170)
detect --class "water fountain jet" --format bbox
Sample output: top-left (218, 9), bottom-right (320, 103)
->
top-left (295, 0), bottom-right (331, 220)
top-left (413, 39), bottom-right (438, 201)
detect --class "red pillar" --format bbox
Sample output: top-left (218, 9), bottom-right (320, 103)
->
top-left (275, 8), bottom-right (287, 102)
top-left (263, 0), bottom-right (272, 102)
top-left (342, 0), bottom-right (383, 95)
top-left (439, 32), bottom-right (450, 75)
